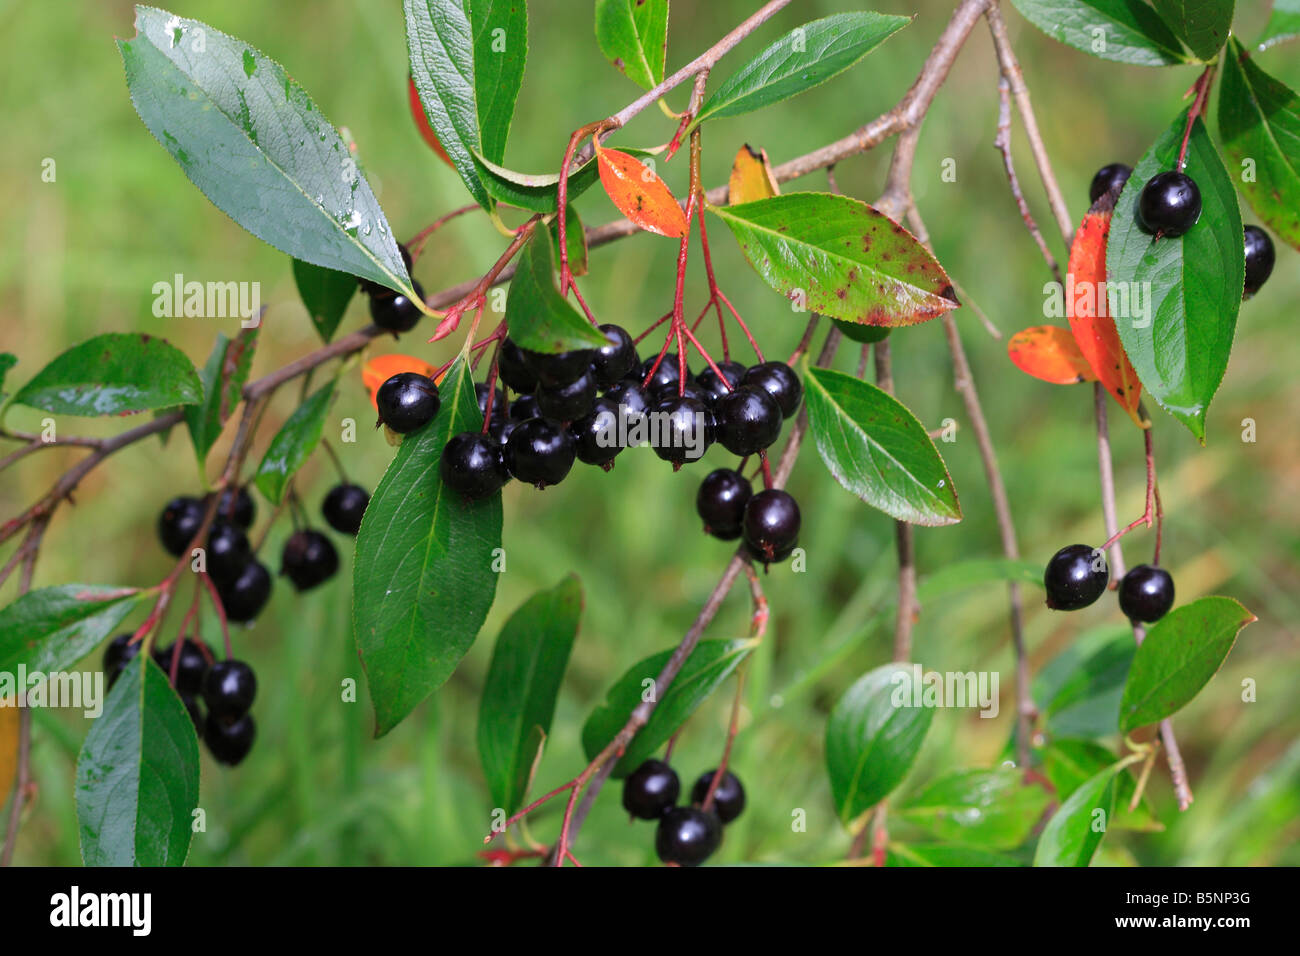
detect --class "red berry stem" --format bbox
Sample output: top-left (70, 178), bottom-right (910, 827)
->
top-left (480, 342), bottom-right (503, 437)
top-left (1097, 419), bottom-right (1158, 558)
top-left (405, 203), bottom-right (479, 262)
top-left (198, 571), bottom-right (234, 660)
top-left (1175, 65), bottom-right (1215, 172)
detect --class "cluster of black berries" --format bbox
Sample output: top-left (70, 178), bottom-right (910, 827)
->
top-left (697, 470), bottom-right (801, 565)
top-left (1043, 543), bottom-right (1175, 623)
top-left (621, 758), bottom-right (746, 867)
top-left (1089, 162), bottom-right (1275, 296)
top-left (359, 244), bottom-right (425, 334)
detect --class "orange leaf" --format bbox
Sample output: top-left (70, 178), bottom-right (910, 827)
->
top-left (1008, 326), bottom-right (1098, 385)
top-left (1066, 195), bottom-right (1148, 428)
top-left (408, 75), bottom-right (453, 169)
top-left (362, 354), bottom-right (439, 411)
top-left (728, 144), bottom-right (779, 204)
top-left (595, 146), bottom-right (688, 238)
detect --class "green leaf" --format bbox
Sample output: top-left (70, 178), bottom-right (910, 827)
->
top-left (896, 769), bottom-right (1051, 849)
top-left (1042, 739), bottom-right (1163, 831)
top-left (825, 663), bottom-right (933, 825)
top-left (184, 329), bottom-right (258, 471)
top-left (1149, 0), bottom-right (1233, 59)
top-left (594, 0), bottom-right (669, 90)
top-left (11, 333), bottom-right (201, 418)
top-left (550, 204), bottom-right (588, 277)
top-left (505, 231), bottom-right (610, 353)
top-left (292, 258), bottom-right (357, 343)
top-left (1258, 0), bottom-right (1300, 50)
top-left (1118, 595), bottom-right (1254, 732)
top-left (886, 843), bottom-right (1021, 867)
top-left (468, 0), bottom-right (527, 164)
top-left (691, 13), bottom-right (910, 129)
top-left (581, 638), bottom-right (753, 778)
top-left (477, 575), bottom-right (583, 815)
top-left (1034, 627), bottom-right (1135, 738)
top-left (0, 354), bottom-right (16, 400)
top-left (353, 359), bottom-right (502, 736)
top-left (472, 146), bottom-right (658, 214)
top-left (1008, 0), bottom-right (1189, 66)
top-left (711, 193), bottom-right (959, 326)
top-left (75, 656), bottom-right (199, 866)
top-left (915, 558), bottom-right (1043, 602)
top-left (119, 7), bottom-right (412, 295)
top-left (1033, 762), bottom-right (1120, 866)
top-left (1107, 109), bottom-right (1243, 442)
top-left (0, 585), bottom-right (144, 675)
top-left (1218, 38), bottom-right (1300, 250)
top-left (252, 380), bottom-right (336, 505)
top-left (803, 366), bottom-right (961, 526)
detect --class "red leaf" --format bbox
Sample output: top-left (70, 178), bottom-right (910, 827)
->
top-left (1008, 326), bottom-right (1098, 385)
top-left (595, 146), bottom-right (688, 238)
top-left (408, 75), bottom-right (453, 169)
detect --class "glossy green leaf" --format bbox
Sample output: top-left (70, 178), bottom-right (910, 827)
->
top-left (803, 366), bottom-right (961, 526)
top-left (581, 639), bottom-right (753, 778)
top-left (0, 354), bottom-right (16, 400)
top-left (1218, 38), bottom-right (1300, 250)
top-left (825, 663), bottom-right (933, 825)
top-left (691, 13), bottom-right (909, 128)
top-left (477, 575), bottom-right (583, 815)
top-left (253, 380), bottom-right (336, 505)
top-left (712, 193), bottom-right (958, 326)
top-left (119, 7), bottom-right (412, 295)
top-left (1118, 595), bottom-right (1254, 732)
top-left (1034, 627), bottom-right (1134, 738)
top-left (1149, 0), bottom-right (1233, 59)
top-left (1108, 109), bottom-right (1243, 442)
top-left (184, 329), bottom-right (257, 471)
top-left (1033, 763), bottom-right (1119, 866)
top-left (505, 231), bottom-right (609, 353)
top-left (550, 204), bottom-right (588, 277)
top-left (1258, 0), bottom-right (1300, 50)
top-left (11, 333), bottom-right (201, 418)
top-left (594, 0), bottom-right (669, 90)
top-left (1042, 739), bottom-right (1162, 831)
top-left (469, 0), bottom-right (527, 164)
top-left (916, 559), bottom-right (1042, 602)
top-left (0, 585), bottom-right (144, 675)
top-left (353, 359), bottom-right (502, 736)
top-left (292, 258), bottom-right (357, 343)
top-left (897, 769), bottom-right (1051, 849)
top-left (886, 843), bottom-right (1021, 867)
top-left (76, 656), bottom-right (199, 866)
top-left (1008, 0), bottom-right (1189, 65)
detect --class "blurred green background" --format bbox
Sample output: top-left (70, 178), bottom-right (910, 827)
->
top-left (1, 0), bottom-right (1296, 866)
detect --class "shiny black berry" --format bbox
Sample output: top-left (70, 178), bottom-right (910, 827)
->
top-left (650, 396), bottom-right (713, 466)
top-left (375, 372), bottom-right (440, 434)
top-left (369, 281), bottom-right (425, 333)
top-left (504, 418), bottom-right (575, 488)
top-left (742, 362), bottom-right (802, 419)
top-left (358, 244), bottom-right (413, 295)
top-left (476, 382), bottom-right (508, 422)
top-left (1043, 544), bottom-right (1109, 611)
top-left (622, 759), bottom-right (681, 820)
top-left (591, 324), bottom-right (638, 387)
top-left (216, 560), bottom-right (272, 623)
top-left (523, 347), bottom-right (592, 388)
top-left (206, 522), bottom-right (251, 586)
top-left (280, 529), bottom-right (339, 591)
top-left (697, 468), bottom-right (752, 541)
top-left (440, 432), bottom-right (510, 500)
top-left (158, 496), bottom-right (205, 556)
top-left (205, 712), bottom-right (256, 767)
top-left (696, 361), bottom-right (746, 404)
top-left (1137, 171), bottom-right (1201, 237)
top-left (497, 338), bottom-right (539, 394)
top-left (715, 385), bottom-right (783, 456)
top-left (691, 769), bottom-right (746, 824)
top-left (1089, 163), bottom-right (1132, 203)
top-left (1243, 225), bottom-right (1275, 296)
top-left (650, 378), bottom-right (713, 408)
top-left (537, 370), bottom-right (598, 422)
top-left (212, 486), bottom-right (255, 530)
top-left (604, 379), bottom-right (651, 416)
top-left (641, 353), bottom-right (690, 392)
top-left (655, 806), bottom-right (723, 866)
top-left (202, 659), bottom-right (256, 720)
top-left (103, 633), bottom-right (142, 687)
top-left (153, 639), bottom-right (211, 696)
top-left (1118, 564), bottom-right (1175, 623)
top-left (488, 416), bottom-right (516, 448)
top-left (570, 397), bottom-right (622, 468)
top-left (509, 393), bottom-right (541, 421)
top-left (321, 483), bottom-right (369, 535)
top-left (743, 489), bottom-right (800, 563)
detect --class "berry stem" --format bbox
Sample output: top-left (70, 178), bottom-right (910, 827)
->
top-left (321, 439), bottom-right (350, 485)
top-left (786, 315), bottom-right (820, 367)
top-left (634, 311), bottom-right (673, 346)
top-left (1097, 421), bottom-right (1158, 557)
top-left (198, 571), bottom-right (234, 660)
top-left (428, 217), bottom-right (540, 344)
top-left (480, 342), bottom-right (503, 437)
top-left (1175, 65), bottom-right (1215, 172)
top-left (406, 203), bottom-right (480, 261)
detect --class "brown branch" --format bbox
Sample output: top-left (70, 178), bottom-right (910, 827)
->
top-left (993, 75), bottom-right (1063, 286)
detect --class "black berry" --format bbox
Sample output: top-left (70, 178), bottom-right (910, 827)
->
top-left (1043, 544), bottom-right (1109, 611)
top-left (570, 397), bottom-right (622, 468)
top-left (649, 396), bottom-right (713, 466)
top-left (591, 324), bottom-right (638, 387)
top-left (691, 769), bottom-right (746, 824)
top-left (509, 393), bottom-right (541, 421)
top-left (523, 347), bottom-right (592, 388)
top-left (440, 432), bottom-right (510, 500)
top-left (375, 372), bottom-right (440, 434)
top-left (358, 243), bottom-right (413, 295)
top-left (206, 522), bottom-right (252, 586)
top-left (1118, 564), bottom-right (1175, 623)
top-left (216, 560), bottom-right (272, 623)
top-left (321, 483), bottom-right (369, 535)
top-left (641, 353), bottom-right (690, 392)
top-left (1243, 225), bottom-right (1275, 296)
top-left (696, 468), bottom-right (752, 541)
top-left (655, 807), bottom-right (723, 866)
top-left (604, 380), bottom-right (651, 416)
top-left (280, 529), bottom-right (339, 591)
top-left (369, 281), bottom-right (425, 333)
top-left (622, 759), bottom-right (681, 820)
top-left (497, 338), bottom-right (539, 394)
top-left (103, 633), bottom-right (142, 687)
top-left (153, 639), bottom-right (211, 696)
top-left (1089, 163), bottom-right (1132, 203)
top-left (504, 418), bottom-right (575, 489)
top-left (743, 489), bottom-right (800, 563)
top-left (537, 369), bottom-right (598, 422)
top-left (650, 378), bottom-right (712, 408)
top-left (204, 712), bottom-right (256, 767)
top-left (696, 361), bottom-right (746, 404)
top-left (202, 659), bottom-right (256, 720)
top-left (742, 362), bottom-right (802, 419)
top-left (158, 496), bottom-right (204, 556)
top-left (180, 694), bottom-right (204, 734)
top-left (476, 382), bottom-right (508, 423)
top-left (1137, 171), bottom-right (1202, 237)
top-left (488, 416), bottom-right (516, 448)
top-left (714, 385), bottom-right (783, 456)
top-left (212, 486), bottom-right (255, 530)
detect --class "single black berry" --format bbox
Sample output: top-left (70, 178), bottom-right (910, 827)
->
top-left (691, 769), bottom-right (746, 824)
top-left (696, 361), bottom-right (747, 404)
top-left (206, 522), bottom-right (252, 586)
top-left (1243, 225), bottom-right (1276, 296)
top-left (497, 338), bottom-right (539, 394)
top-left (158, 496), bottom-right (204, 556)
top-left (103, 633), bottom-right (142, 687)
top-left (1043, 544), bottom-right (1109, 611)
top-left (369, 281), bottom-right (425, 333)
top-left (375, 372), bottom-right (440, 434)
top-left (153, 639), bottom-right (212, 696)
top-left (655, 807), bottom-right (723, 866)
top-left (743, 489), bottom-right (800, 563)
top-left (1137, 171), bottom-right (1202, 237)
top-left (650, 396), bottom-right (713, 466)
top-left (523, 347), bottom-right (592, 388)
top-left (180, 694), bottom-right (204, 734)
top-left (696, 468), bottom-right (752, 541)
top-left (714, 385), bottom-right (783, 456)
top-left (212, 486), bottom-right (255, 530)
top-left (641, 353), bottom-right (690, 392)
top-left (604, 380), bottom-right (651, 416)
top-left (202, 659), bottom-right (256, 720)
top-left (509, 393), bottom-right (541, 421)
top-left (322, 483), bottom-right (369, 535)
top-left (591, 324), bottom-right (638, 387)
top-left (440, 432), bottom-right (510, 500)
top-left (216, 560), bottom-right (272, 623)
top-left (650, 378), bottom-right (713, 408)
top-left (1089, 163), bottom-right (1132, 203)
top-left (537, 369), bottom-right (598, 421)
top-left (476, 382), bottom-right (508, 423)
top-left (504, 418), bottom-right (575, 489)
top-left (280, 529), bottom-right (339, 591)
top-left (622, 759), bottom-right (681, 820)
top-left (488, 417), bottom-right (516, 448)
top-left (204, 712), bottom-right (256, 767)
top-left (570, 397), bottom-right (622, 468)
top-left (358, 243), bottom-right (413, 295)
top-left (1118, 564), bottom-right (1175, 623)
top-left (742, 362), bottom-right (802, 419)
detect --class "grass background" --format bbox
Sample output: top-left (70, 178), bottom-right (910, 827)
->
top-left (1, 0), bottom-right (1296, 866)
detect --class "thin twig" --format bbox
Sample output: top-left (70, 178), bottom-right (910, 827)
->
top-left (873, 339), bottom-right (917, 663)
top-left (993, 75), bottom-right (1063, 286)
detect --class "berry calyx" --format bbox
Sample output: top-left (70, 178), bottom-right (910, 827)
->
top-left (691, 769), bottom-right (746, 824)
top-left (1137, 171), bottom-right (1201, 237)
top-left (369, 281), bottom-right (425, 333)
top-left (743, 489), bottom-right (801, 563)
top-left (741, 361), bottom-right (802, 419)
top-left (655, 806), bottom-right (723, 866)
top-left (537, 369), bottom-right (598, 422)
top-left (622, 759), bottom-right (681, 820)
top-left (202, 659), bottom-right (256, 720)
top-left (1118, 564), bottom-right (1175, 623)
top-left (153, 639), bottom-right (211, 696)
top-left (440, 432), bottom-right (510, 500)
top-left (1043, 544), bottom-right (1109, 611)
top-left (321, 483), bottom-right (369, 535)
top-left (1089, 163), bottom-right (1132, 203)
top-left (215, 560), bottom-right (272, 623)
top-left (212, 486), bottom-right (255, 529)
top-left (714, 384), bottom-right (783, 456)
top-left (591, 324), bottom-right (638, 387)
top-left (696, 361), bottom-right (747, 404)
top-left (523, 347), bottom-right (592, 388)
top-left (570, 397), bottom-right (622, 468)
top-left (497, 338), bottom-right (539, 394)
top-left (649, 396), bottom-right (713, 466)
top-left (206, 522), bottom-right (252, 586)
top-left (204, 712), bottom-right (256, 767)
top-left (376, 372), bottom-right (441, 434)
top-left (1243, 225), bottom-right (1275, 297)
top-left (696, 468), bottom-right (752, 541)
top-left (158, 496), bottom-right (204, 557)
top-left (504, 418), bottom-right (575, 489)
top-left (280, 529), bottom-right (339, 591)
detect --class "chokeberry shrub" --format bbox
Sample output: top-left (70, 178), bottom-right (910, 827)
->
top-left (0, 0), bottom-right (1292, 871)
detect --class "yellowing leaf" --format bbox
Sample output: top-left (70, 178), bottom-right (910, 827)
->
top-left (595, 145), bottom-right (688, 237)
top-left (728, 144), bottom-right (779, 204)
top-left (1008, 326), bottom-right (1098, 385)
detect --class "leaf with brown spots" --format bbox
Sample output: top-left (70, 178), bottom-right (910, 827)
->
top-left (595, 145), bottom-right (688, 238)
top-left (728, 144), bottom-right (779, 204)
top-left (1008, 326), bottom-right (1097, 385)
